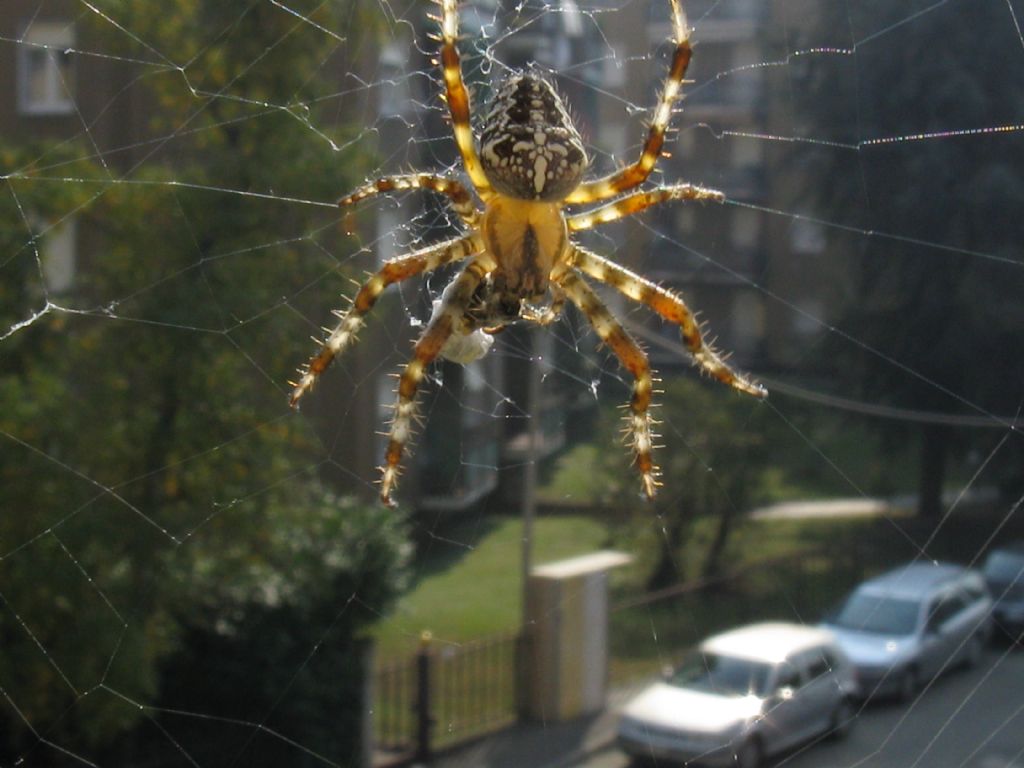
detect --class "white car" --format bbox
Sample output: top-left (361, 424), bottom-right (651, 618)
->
top-left (617, 622), bottom-right (858, 767)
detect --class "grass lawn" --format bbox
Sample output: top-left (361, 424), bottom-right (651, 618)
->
top-left (370, 514), bottom-right (611, 661)
top-left (371, 500), bottom-right (1020, 666)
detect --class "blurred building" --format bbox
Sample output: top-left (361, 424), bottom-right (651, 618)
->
top-left (2, 0), bottom-right (838, 513)
top-left (4, 1), bottom-right (97, 302)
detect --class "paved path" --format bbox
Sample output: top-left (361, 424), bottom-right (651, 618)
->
top-left (430, 685), bottom-right (644, 768)
top-left (749, 498), bottom-right (900, 520)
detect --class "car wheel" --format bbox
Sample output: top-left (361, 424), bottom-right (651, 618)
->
top-left (830, 697), bottom-right (856, 740)
top-left (734, 736), bottom-right (763, 768)
top-left (964, 634), bottom-right (984, 668)
top-left (897, 667), bottom-right (918, 702)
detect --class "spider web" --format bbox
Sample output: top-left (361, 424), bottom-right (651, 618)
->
top-left (2, 0), bottom-right (1024, 766)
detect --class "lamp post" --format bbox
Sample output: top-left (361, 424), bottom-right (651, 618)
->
top-left (521, 327), bottom-right (542, 629)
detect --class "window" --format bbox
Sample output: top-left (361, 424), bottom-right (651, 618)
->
top-left (960, 577), bottom-right (989, 603)
top-left (40, 217), bottom-right (77, 294)
top-left (805, 650), bottom-right (834, 681)
top-left (927, 592), bottom-right (969, 631)
top-left (731, 291), bottom-right (765, 352)
top-left (18, 21), bottom-right (75, 115)
top-left (983, 551), bottom-right (1024, 585)
top-left (731, 135), bottom-right (763, 170)
top-left (774, 661), bottom-right (803, 691)
top-left (792, 297), bottom-right (825, 338)
top-left (676, 206), bottom-right (695, 234)
top-left (831, 593), bottom-right (922, 635)
top-left (730, 207), bottom-right (759, 249)
top-left (789, 218), bottom-right (826, 255)
top-left (670, 652), bottom-right (774, 697)
top-left (377, 43), bottom-right (410, 120)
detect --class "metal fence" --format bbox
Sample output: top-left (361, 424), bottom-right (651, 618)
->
top-left (373, 655), bottom-right (419, 758)
top-left (371, 545), bottom-right (871, 765)
top-left (372, 631), bottom-right (521, 764)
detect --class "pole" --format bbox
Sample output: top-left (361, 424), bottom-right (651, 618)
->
top-left (414, 630), bottom-right (433, 763)
top-left (521, 329), bottom-right (541, 627)
top-left (517, 329), bottom-right (542, 720)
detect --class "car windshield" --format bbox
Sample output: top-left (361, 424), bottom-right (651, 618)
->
top-left (984, 551), bottom-right (1024, 584)
top-left (829, 592), bottom-right (921, 635)
top-left (669, 652), bottom-right (773, 698)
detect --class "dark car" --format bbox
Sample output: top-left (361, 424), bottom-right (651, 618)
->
top-left (982, 542), bottom-right (1024, 641)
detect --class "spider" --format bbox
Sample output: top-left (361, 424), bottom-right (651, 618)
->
top-left (290, 0), bottom-right (766, 507)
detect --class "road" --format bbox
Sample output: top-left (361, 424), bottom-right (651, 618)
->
top-left (572, 645), bottom-right (1024, 768)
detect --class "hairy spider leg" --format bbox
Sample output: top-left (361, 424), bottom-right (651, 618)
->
top-left (557, 270), bottom-right (661, 499)
top-left (568, 184), bottom-right (724, 232)
top-left (340, 173), bottom-right (481, 229)
top-left (569, 245), bottom-right (766, 397)
top-left (565, 0), bottom-right (691, 205)
top-left (380, 258), bottom-right (492, 505)
top-left (437, 0), bottom-right (493, 198)
top-left (290, 233), bottom-right (484, 406)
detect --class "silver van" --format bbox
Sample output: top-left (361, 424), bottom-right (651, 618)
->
top-left (617, 622), bottom-right (858, 768)
top-left (821, 562), bottom-right (992, 701)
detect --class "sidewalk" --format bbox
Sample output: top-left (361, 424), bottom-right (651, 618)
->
top-left (748, 488), bottom-right (999, 521)
top-left (429, 685), bottom-right (642, 768)
top-left (749, 497), bottom-right (896, 520)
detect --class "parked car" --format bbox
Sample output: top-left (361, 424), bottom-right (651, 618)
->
top-left (617, 622), bottom-right (858, 768)
top-left (821, 561), bottom-right (993, 701)
top-left (982, 541), bottom-right (1024, 641)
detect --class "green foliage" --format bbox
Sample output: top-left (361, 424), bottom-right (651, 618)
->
top-left (554, 378), bottom-right (772, 498)
top-left (545, 376), bottom-right (921, 587)
top-left (0, 1), bottom-right (396, 762)
top-left (130, 488), bottom-right (410, 767)
top-left (792, 1), bottom-right (1024, 510)
top-left (0, 142), bottom-right (104, 348)
top-left (540, 443), bottom-right (607, 504)
top-left (549, 378), bottom-right (775, 587)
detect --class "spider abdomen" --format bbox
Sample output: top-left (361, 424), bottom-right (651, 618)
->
top-left (482, 197), bottom-right (567, 302)
top-left (479, 73), bottom-right (587, 201)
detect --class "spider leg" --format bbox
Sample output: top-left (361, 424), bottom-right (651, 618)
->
top-left (340, 173), bottom-right (481, 229)
top-left (568, 245), bottom-right (766, 398)
top-left (564, 0), bottom-right (691, 205)
top-left (380, 258), bottom-right (491, 506)
top-left (568, 183), bottom-right (723, 233)
top-left (557, 269), bottom-right (660, 499)
top-left (289, 233), bottom-right (484, 406)
top-left (436, 0), bottom-right (493, 199)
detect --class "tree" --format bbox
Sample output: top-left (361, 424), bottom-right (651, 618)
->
top-left (550, 378), bottom-right (774, 589)
top-left (121, 487), bottom-right (409, 767)
top-left (790, 0), bottom-right (1024, 516)
top-left (1, 2), bottom-right (403, 763)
